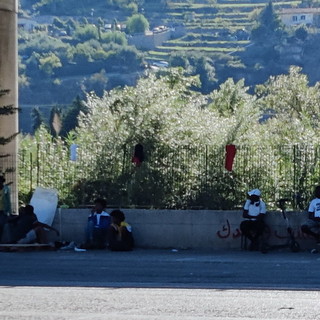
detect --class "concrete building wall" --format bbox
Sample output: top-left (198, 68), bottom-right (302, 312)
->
top-left (281, 13), bottom-right (313, 26)
top-left (0, 0), bottom-right (18, 212)
top-left (52, 209), bottom-right (313, 250)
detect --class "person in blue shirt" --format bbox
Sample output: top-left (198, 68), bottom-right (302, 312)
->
top-left (82, 198), bottom-right (111, 249)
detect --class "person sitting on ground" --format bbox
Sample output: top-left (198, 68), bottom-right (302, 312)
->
top-left (2, 205), bottom-right (59, 244)
top-left (301, 186), bottom-right (320, 243)
top-left (240, 189), bottom-right (267, 251)
top-left (82, 198), bottom-right (111, 249)
top-left (108, 210), bottom-right (134, 251)
top-left (1, 205), bottom-right (36, 243)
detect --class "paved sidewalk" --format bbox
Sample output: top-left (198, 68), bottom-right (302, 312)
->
top-left (1, 248), bottom-right (320, 290)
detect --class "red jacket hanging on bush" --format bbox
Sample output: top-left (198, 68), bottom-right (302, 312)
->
top-left (225, 144), bottom-right (237, 171)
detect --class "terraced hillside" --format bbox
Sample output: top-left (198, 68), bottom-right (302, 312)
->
top-left (145, 0), bottom-right (300, 60)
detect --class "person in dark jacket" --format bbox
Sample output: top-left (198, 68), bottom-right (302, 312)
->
top-left (1, 205), bottom-right (59, 244)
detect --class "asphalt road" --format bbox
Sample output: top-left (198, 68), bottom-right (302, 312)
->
top-left (1, 249), bottom-right (320, 289)
top-left (1, 249), bottom-right (320, 319)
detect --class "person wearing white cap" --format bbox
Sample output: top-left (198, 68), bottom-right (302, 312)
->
top-left (240, 189), bottom-right (267, 251)
top-left (301, 186), bottom-right (320, 244)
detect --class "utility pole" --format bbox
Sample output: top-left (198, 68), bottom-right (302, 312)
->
top-left (0, 0), bottom-right (19, 213)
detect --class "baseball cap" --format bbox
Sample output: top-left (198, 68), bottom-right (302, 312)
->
top-left (248, 189), bottom-right (261, 197)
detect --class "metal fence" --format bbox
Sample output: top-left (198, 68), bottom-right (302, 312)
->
top-left (14, 144), bottom-right (320, 210)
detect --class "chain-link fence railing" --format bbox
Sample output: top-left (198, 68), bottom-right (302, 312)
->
top-left (13, 144), bottom-right (320, 210)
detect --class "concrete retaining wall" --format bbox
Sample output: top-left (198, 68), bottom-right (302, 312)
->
top-left (51, 209), bottom-right (314, 249)
top-left (128, 29), bottom-right (171, 50)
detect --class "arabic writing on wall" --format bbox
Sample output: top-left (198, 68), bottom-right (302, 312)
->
top-left (216, 219), bottom-right (311, 240)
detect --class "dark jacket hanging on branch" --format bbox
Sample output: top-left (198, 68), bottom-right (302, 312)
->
top-left (132, 143), bottom-right (145, 167)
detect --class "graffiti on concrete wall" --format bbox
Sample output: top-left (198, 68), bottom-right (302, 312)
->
top-left (216, 219), bottom-right (313, 240)
top-left (216, 219), bottom-right (241, 239)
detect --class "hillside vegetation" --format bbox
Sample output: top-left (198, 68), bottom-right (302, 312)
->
top-left (19, 0), bottom-right (320, 132)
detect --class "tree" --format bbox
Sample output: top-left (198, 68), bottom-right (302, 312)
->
top-left (74, 25), bottom-right (99, 42)
top-left (52, 17), bottom-right (65, 29)
top-left (251, 2), bottom-right (284, 44)
top-left (97, 17), bottom-right (104, 27)
top-left (126, 14), bottom-right (149, 34)
top-left (125, 2), bottom-right (138, 14)
top-left (82, 69), bottom-right (109, 97)
top-left (209, 78), bottom-right (254, 117)
top-left (73, 43), bottom-right (95, 64)
top-left (300, 0), bottom-right (320, 7)
top-left (169, 52), bottom-right (190, 71)
top-left (256, 66), bottom-right (320, 132)
top-left (193, 56), bottom-right (216, 94)
top-left (39, 53), bottom-right (62, 76)
top-left (295, 25), bottom-right (308, 41)
top-left (31, 107), bottom-right (45, 134)
top-left (49, 106), bottom-right (62, 137)
top-left (101, 31), bottom-right (127, 45)
top-left (66, 18), bottom-right (77, 30)
top-left (61, 96), bottom-right (88, 137)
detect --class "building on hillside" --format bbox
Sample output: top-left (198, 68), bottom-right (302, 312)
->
top-left (18, 18), bottom-right (38, 31)
top-left (279, 8), bottom-right (320, 27)
top-left (128, 26), bottom-right (172, 50)
top-left (104, 23), bottom-right (126, 31)
top-left (33, 15), bottom-right (55, 24)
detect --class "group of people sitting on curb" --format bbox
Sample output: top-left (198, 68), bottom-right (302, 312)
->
top-left (0, 174), bottom-right (134, 251)
top-left (76, 198), bottom-right (134, 251)
top-left (240, 186), bottom-right (320, 252)
top-left (2, 173), bottom-right (320, 252)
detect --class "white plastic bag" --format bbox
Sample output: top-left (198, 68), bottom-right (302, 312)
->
top-left (30, 187), bottom-right (58, 226)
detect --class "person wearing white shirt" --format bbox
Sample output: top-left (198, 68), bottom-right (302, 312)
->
top-left (301, 186), bottom-right (320, 243)
top-left (240, 189), bottom-right (267, 251)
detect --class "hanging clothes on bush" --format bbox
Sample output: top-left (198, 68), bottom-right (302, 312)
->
top-left (225, 144), bottom-right (237, 171)
top-left (132, 143), bottom-right (145, 167)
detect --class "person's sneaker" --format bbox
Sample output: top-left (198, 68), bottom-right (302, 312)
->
top-left (74, 247), bottom-right (86, 252)
top-left (60, 241), bottom-right (75, 250)
top-left (311, 248), bottom-right (318, 254)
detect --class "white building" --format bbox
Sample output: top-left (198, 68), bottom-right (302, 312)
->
top-left (18, 18), bottom-right (38, 31)
top-left (279, 8), bottom-right (320, 27)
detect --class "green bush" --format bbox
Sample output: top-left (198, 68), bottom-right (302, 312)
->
top-left (74, 25), bottom-right (99, 42)
top-left (126, 14), bottom-right (150, 34)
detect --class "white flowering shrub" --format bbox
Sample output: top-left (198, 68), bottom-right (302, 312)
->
top-left (18, 68), bottom-right (320, 209)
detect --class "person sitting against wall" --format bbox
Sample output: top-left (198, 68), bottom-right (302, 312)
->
top-left (81, 198), bottom-right (111, 249)
top-left (240, 189), bottom-right (267, 251)
top-left (108, 209), bottom-right (134, 251)
top-left (1, 205), bottom-right (59, 244)
top-left (301, 186), bottom-right (320, 244)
